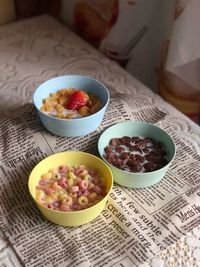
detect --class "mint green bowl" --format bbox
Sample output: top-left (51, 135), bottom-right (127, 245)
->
top-left (98, 121), bottom-right (176, 188)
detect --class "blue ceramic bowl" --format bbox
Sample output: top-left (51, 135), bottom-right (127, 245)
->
top-left (33, 75), bottom-right (110, 137)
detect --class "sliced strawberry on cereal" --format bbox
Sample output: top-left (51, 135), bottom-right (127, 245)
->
top-left (66, 90), bottom-right (89, 110)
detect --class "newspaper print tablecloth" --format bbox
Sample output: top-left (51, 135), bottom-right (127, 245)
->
top-left (0, 15), bottom-right (200, 267)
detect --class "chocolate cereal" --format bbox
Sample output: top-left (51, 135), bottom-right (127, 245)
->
top-left (104, 136), bottom-right (168, 173)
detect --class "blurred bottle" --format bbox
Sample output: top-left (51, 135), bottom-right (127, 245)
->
top-left (0, 0), bottom-right (15, 25)
top-left (158, 0), bottom-right (200, 125)
top-left (158, 41), bottom-right (200, 125)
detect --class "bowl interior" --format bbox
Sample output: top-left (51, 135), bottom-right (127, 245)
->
top-left (28, 151), bottom-right (113, 205)
top-left (33, 75), bottom-right (109, 114)
top-left (98, 121), bottom-right (176, 168)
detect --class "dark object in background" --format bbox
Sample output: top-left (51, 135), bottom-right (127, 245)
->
top-left (14, 0), bottom-right (61, 19)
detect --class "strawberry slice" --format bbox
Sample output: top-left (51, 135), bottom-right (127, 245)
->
top-left (67, 90), bottom-right (89, 110)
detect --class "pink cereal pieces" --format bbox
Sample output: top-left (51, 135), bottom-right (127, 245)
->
top-left (35, 165), bottom-right (107, 211)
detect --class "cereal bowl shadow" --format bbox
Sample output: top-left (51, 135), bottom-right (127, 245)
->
top-left (33, 75), bottom-right (110, 137)
top-left (28, 151), bottom-right (113, 227)
top-left (98, 121), bottom-right (176, 188)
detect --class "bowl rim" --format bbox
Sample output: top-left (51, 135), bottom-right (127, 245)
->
top-left (28, 150), bottom-right (113, 214)
top-left (33, 75), bottom-right (110, 122)
top-left (98, 120), bottom-right (176, 176)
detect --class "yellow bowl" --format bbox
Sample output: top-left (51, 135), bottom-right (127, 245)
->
top-left (28, 151), bottom-right (113, 227)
